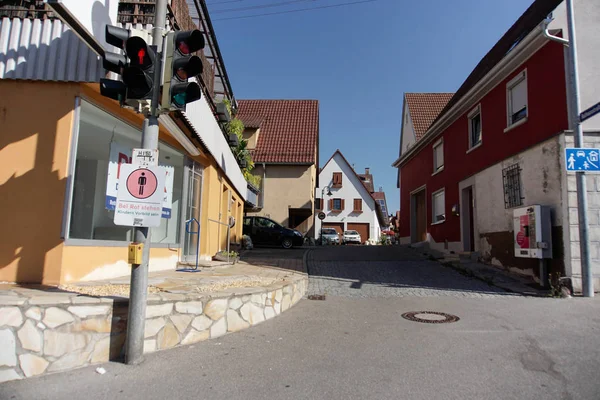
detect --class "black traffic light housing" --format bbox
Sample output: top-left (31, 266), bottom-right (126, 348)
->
top-left (100, 25), bottom-right (156, 104)
top-left (161, 30), bottom-right (205, 111)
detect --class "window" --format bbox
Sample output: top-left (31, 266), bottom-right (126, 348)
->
top-left (507, 70), bottom-right (528, 126)
top-left (502, 164), bottom-right (523, 208)
top-left (68, 101), bottom-right (184, 244)
top-left (330, 198), bottom-right (344, 211)
top-left (332, 172), bottom-right (342, 187)
top-left (255, 217), bottom-right (277, 229)
top-left (353, 198), bottom-right (362, 212)
top-left (378, 199), bottom-right (387, 215)
top-left (468, 105), bottom-right (482, 149)
top-left (433, 138), bottom-right (444, 172)
top-left (432, 189), bottom-right (445, 224)
top-left (315, 198), bottom-right (322, 211)
top-left (243, 217), bottom-right (252, 228)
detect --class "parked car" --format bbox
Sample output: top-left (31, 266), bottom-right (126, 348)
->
top-left (343, 230), bottom-right (362, 244)
top-left (243, 216), bottom-right (304, 249)
top-left (320, 228), bottom-right (340, 245)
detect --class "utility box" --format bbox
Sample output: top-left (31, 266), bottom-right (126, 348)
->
top-left (128, 243), bottom-right (144, 264)
top-left (513, 205), bottom-right (552, 259)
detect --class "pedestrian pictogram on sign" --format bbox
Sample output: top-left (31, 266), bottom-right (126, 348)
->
top-left (565, 148), bottom-right (600, 172)
top-left (114, 164), bottom-right (166, 227)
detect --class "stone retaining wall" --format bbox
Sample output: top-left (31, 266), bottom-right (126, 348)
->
top-left (0, 276), bottom-right (307, 383)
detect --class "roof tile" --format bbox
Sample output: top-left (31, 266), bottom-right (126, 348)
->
top-left (237, 100), bottom-right (319, 164)
top-left (405, 93), bottom-right (454, 140)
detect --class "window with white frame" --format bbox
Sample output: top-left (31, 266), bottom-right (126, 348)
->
top-left (507, 70), bottom-right (527, 126)
top-left (468, 105), bottom-right (482, 149)
top-left (432, 189), bottom-right (445, 224)
top-left (433, 138), bottom-right (444, 172)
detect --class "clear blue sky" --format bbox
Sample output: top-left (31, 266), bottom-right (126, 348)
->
top-left (208, 0), bottom-right (534, 213)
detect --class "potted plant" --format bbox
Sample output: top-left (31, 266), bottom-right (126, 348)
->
top-left (213, 250), bottom-right (239, 263)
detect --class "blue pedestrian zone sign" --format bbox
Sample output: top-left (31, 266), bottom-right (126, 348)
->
top-left (565, 148), bottom-right (600, 172)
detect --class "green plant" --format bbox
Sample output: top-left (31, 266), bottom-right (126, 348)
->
top-left (548, 272), bottom-right (570, 298)
top-left (217, 250), bottom-right (238, 258)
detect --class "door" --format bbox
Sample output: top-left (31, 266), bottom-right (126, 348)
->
top-left (461, 186), bottom-right (476, 252)
top-left (414, 190), bottom-right (427, 242)
top-left (181, 161), bottom-right (203, 262)
top-left (323, 223), bottom-right (344, 236)
top-left (468, 187), bottom-right (475, 251)
top-left (347, 223), bottom-right (369, 242)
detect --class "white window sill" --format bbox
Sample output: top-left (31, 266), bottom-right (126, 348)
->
top-left (466, 142), bottom-right (482, 154)
top-left (431, 219), bottom-right (446, 226)
top-left (432, 166), bottom-right (444, 176)
top-left (504, 117), bottom-right (528, 133)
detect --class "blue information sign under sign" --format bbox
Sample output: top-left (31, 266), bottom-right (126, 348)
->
top-left (566, 148), bottom-right (600, 172)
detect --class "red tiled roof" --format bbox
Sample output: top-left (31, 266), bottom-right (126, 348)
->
top-left (405, 93), bottom-right (454, 140)
top-left (372, 192), bottom-right (385, 200)
top-left (236, 100), bottom-right (319, 164)
top-left (357, 174), bottom-right (374, 193)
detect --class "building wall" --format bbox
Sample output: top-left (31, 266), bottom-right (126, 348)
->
top-left (399, 40), bottom-right (569, 245)
top-left (315, 153), bottom-right (381, 241)
top-left (248, 164), bottom-right (315, 231)
top-left (468, 136), bottom-right (565, 279)
top-left (400, 104), bottom-right (416, 155)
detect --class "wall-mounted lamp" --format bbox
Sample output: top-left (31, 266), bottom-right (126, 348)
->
top-left (452, 204), bottom-right (459, 217)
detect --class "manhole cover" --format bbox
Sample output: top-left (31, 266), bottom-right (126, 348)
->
top-left (401, 311), bottom-right (459, 324)
top-left (307, 294), bottom-right (326, 301)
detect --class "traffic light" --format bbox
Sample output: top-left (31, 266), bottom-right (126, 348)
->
top-left (100, 25), bottom-right (156, 104)
top-left (161, 30), bottom-right (205, 111)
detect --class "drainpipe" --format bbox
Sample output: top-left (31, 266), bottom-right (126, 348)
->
top-left (261, 163), bottom-right (266, 209)
top-left (542, 4), bottom-right (593, 297)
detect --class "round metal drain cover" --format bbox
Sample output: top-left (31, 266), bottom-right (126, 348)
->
top-left (401, 311), bottom-right (460, 324)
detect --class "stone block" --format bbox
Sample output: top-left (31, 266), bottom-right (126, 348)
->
top-left (570, 227), bottom-right (580, 242)
top-left (567, 175), bottom-right (577, 192)
top-left (0, 296), bottom-right (26, 306)
top-left (29, 296), bottom-right (70, 305)
top-left (37, 322), bottom-right (46, 330)
top-left (18, 320), bottom-right (42, 352)
top-left (25, 307), bottom-right (42, 321)
top-left (0, 307), bottom-right (23, 328)
top-left (191, 315), bottom-right (212, 332)
top-left (67, 305), bottom-right (111, 319)
top-left (76, 317), bottom-right (111, 333)
top-left (264, 307), bottom-right (275, 320)
top-left (571, 241), bottom-right (581, 259)
top-left (588, 193), bottom-right (600, 208)
top-left (145, 318), bottom-right (166, 338)
top-left (250, 293), bottom-right (266, 305)
top-left (568, 192), bottom-right (578, 207)
top-left (204, 299), bottom-right (228, 321)
top-left (43, 307), bottom-right (74, 329)
top-left (90, 337), bottom-right (110, 363)
top-left (144, 339), bottom-right (156, 353)
top-left (48, 350), bottom-right (91, 373)
top-left (281, 295), bottom-right (291, 312)
top-left (240, 303), bottom-right (265, 325)
top-left (275, 289), bottom-right (283, 303)
top-left (274, 301), bottom-right (281, 315)
top-left (170, 314), bottom-right (192, 334)
top-left (210, 318), bottom-right (227, 339)
top-left (145, 303), bottom-right (173, 318)
top-left (70, 296), bottom-right (102, 304)
top-left (283, 285), bottom-right (293, 295)
top-left (569, 208), bottom-right (579, 225)
top-left (292, 289), bottom-right (302, 305)
top-left (159, 293), bottom-right (186, 301)
top-left (158, 322), bottom-right (180, 350)
top-left (265, 292), bottom-right (276, 307)
top-left (175, 301), bottom-right (203, 314)
top-left (0, 369), bottom-right (21, 383)
top-left (229, 297), bottom-right (243, 310)
top-left (44, 331), bottom-right (87, 357)
top-left (0, 329), bottom-right (17, 367)
top-left (181, 329), bottom-right (210, 345)
top-left (589, 226), bottom-right (600, 242)
top-left (227, 310), bottom-right (250, 332)
top-left (19, 354), bottom-right (49, 377)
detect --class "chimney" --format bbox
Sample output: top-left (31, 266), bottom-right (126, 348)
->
top-left (379, 186), bottom-right (383, 192)
top-left (365, 167), bottom-right (370, 175)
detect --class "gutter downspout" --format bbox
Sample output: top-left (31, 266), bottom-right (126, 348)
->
top-left (541, 18), bottom-right (568, 45)
top-left (261, 163), bottom-right (266, 209)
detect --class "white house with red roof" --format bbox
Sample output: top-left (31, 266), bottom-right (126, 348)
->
top-left (315, 150), bottom-right (386, 244)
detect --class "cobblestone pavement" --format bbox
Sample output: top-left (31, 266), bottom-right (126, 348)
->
top-left (307, 245), bottom-right (518, 298)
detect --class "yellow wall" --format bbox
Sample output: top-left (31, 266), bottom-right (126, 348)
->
top-left (248, 164), bottom-right (316, 232)
top-left (0, 81), bottom-right (245, 284)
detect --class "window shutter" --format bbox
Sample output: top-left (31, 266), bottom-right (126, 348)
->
top-left (341, 199), bottom-right (345, 210)
top-left (358, 199), bottom-right (362, 211)
top-left (511, 79), bottom-right (527, 114)
top-left (316, 198), bottom-right (322, 210)
top-left (329, 199), bottom-right (333, 210)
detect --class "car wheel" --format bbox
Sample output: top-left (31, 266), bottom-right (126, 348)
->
top-left (282, 238), bottom-right (293, 249)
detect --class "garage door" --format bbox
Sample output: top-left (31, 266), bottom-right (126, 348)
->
top-left (347, 223), bottom-right (370, 242)
top-left (322, 223), bottom-right (344, 236)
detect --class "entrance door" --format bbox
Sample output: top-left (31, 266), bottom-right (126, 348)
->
top-left (347, 223), bottom-right (369, 242)
top-left (461, 186), bottom-right (475, 252)
top-left (413, 189), bottom-right (427, 242)
top-left (181, 161), bottom-right (203, 262)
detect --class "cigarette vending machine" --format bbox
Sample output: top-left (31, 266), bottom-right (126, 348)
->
top-left (513, 205), bottom-right (552, 259)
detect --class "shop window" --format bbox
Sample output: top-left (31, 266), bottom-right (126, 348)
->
top-left (68, 100), bottom-right (184, 244)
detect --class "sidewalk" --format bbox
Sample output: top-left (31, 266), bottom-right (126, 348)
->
top-left (0, 256), bottom-right (308, 383)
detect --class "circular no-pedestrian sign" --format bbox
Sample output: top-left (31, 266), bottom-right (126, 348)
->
top-left (126, 168), bottom-right (158, 199)
top-left (318, 211), bottom-right (326, 220)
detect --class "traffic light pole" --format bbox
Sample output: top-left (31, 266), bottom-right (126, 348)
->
top-left (125, 0), bottom-right (168, 365)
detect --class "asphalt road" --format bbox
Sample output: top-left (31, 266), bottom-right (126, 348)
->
top-left (2, 246), bottom-right (600, 400)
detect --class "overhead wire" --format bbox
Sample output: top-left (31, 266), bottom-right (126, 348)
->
top-left (211, 0), bottom-right (316, 14)
top-left (212, 0), bottom-right (378, 21)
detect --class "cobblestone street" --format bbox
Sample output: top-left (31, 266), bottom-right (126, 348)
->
top-left (306, 245), bottom-right (516, 298)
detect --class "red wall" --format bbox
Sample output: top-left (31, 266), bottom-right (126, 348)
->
top-left (400, 41), bottom-right (568, 241)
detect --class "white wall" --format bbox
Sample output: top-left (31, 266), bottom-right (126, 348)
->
top-left (399, 103), bottom-right (417, 156)
top-left (315, 152), bottom-right (381, 241)
top-left (549, 0), bottom-right (600, 131)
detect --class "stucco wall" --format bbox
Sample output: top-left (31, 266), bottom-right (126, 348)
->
top-left (315, 153), bottom-right (380, 241)
top-left (248, 164), bottom-right (315, 230)
top-left (400, 105), bottom-right (416, 156)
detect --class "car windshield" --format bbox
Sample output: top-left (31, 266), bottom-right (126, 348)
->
top-left (255, 218), bottom-right (279, 229)
top-left (322, 229), bottom-right (337, 235)
top-left (344, 230), bottom-right (359, 235)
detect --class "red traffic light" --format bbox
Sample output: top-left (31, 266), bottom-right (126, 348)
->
top-left (126, 37), bottom-right (154, 69)
top-left (174, 30), bottom-right (205, 55)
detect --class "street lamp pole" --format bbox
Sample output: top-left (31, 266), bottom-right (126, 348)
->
top-left (320, 186), bottom-right (332, 245)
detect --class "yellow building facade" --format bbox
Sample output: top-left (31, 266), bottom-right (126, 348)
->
top-left (0, 80), bottom-right (245, 285)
